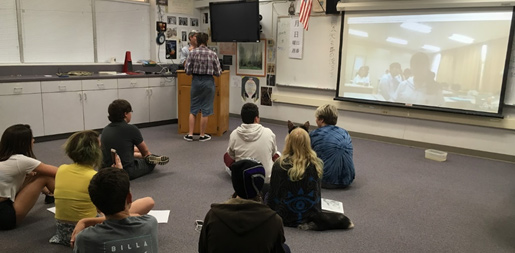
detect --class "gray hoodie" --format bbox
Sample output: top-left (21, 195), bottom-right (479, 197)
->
top-left (227, 123), bottom-right (278, 182)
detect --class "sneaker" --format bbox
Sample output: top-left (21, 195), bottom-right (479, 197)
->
top-left (199, 134), bottom-right (211, 142)
top-left (183, 135), bottom-right (193, 141)
top-left (44, 195), bottom-right (55, 204)
top-left (145, 154), bottom-right (170, 165)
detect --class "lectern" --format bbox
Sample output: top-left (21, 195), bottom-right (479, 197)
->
top-left (176, 70), bottom-right (229, 136)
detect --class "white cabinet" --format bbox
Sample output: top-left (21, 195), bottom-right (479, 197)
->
top-left (41, 80), bottom-right (84, 135)
top-left (118, 78), bottom-right (150, 124)
top-left (41, 79), bottom-right (118, 135)
top-left (82, 79), bottom-right (118, 130)
top-left (149, 77), bottom-right (176, 121)
top-left (118, 77), bottom-right (177, 124)
top-left (2, 76), bottom-right (176, 137)
top-left (0, 82), bottom-right (44, 137)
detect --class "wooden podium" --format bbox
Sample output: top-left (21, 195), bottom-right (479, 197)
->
top-left (177, 70), bottom-right (229, 136)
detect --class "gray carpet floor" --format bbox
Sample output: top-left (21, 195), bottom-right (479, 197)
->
top-left (1, 117), bottom-right (515, 253)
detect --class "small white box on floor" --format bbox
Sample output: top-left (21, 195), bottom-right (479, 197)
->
top-left (425, 149), bottom-right (447, 162)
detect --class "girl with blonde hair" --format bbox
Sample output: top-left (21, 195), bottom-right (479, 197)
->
top-left (268, 127), bottom-right (353, 231)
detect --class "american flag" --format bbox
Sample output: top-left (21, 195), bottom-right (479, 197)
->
top-left (299, 0), bottom-right (313, 30)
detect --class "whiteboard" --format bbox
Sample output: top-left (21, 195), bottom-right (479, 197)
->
top-left (21, 0), bottom-right (94, 63)
top-left (276, 15), bottom-right (341, 90)
top-left (96, 0), bottom-right (150, 63)
top-left (0, 0), bottom-right (20, 63)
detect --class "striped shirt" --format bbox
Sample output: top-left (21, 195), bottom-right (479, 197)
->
top-left (185, 45), bottom-right (221, 76)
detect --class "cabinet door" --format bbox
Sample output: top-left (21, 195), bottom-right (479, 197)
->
top-left (149, 86), bottom-right (176, 121)
top-left (118, 88), bottom-right (150, 124)
top-left (42, 92), bottom-right (84, 135)
top-left (0, 94), bottom-right (45, 137)
top-left (83, 89), bottom-right (118, 130)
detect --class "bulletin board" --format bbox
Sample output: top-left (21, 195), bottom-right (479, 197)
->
top-left (276, 15), bottom-right (341, 90)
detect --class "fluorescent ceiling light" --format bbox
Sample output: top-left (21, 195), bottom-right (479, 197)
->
top-left (386, 37), bottom-right (407, 45)
top-left (449, 34), bottom-right (474, 44)
top-left (401, 22), bottom-right (431, 33)
top-left (422, 44), bottom-right (441, 52)
top-left (348, 29), bottom-right (368, 37)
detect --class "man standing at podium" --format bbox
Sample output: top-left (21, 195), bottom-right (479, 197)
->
top-left (184, 32), bottom-right (222, 142)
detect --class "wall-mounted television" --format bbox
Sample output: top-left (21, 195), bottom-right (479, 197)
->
top-left (336, 7), bottom-right (515, 117)
top-left (209, 1), bottom-right (260, 42)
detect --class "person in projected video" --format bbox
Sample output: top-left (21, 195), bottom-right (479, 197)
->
top-left (352, 66), bottom-right (370, 86)
top-left (379, 62), bottom-right (403, 101)
top-left (394, 52), bottom-right (444, 106)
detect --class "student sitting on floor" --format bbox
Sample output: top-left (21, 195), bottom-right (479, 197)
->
top-left (101, 99), bottom-right (169, 180)
top-left (0, 124), bottom-right (57, 230)
top-left (268, 128), bottom-right (353, 231)
top-left (71, 167), bottom-right (156, 252)
top-left (310, 104), bottom-right (355, 189)
top-left (224, 103), bottom-right (280, 185)
top-left (199, 159), bottom-right (290, 253)
top-left (50, 130), bottom-right (121, 246)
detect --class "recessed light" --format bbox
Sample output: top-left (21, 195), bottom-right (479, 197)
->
top-left (386, 37), bottom-right (408, 45)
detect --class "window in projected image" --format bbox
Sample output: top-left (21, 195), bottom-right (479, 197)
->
top-left (337, 8), bottom-right (514, 115)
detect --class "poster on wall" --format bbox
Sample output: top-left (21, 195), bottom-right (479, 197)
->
top-left (165, 40), bottom-right (177, 59)
top-left (289, 18), bottom-right (303, 59)
top-left (219, 42), bottom-right (236, 55)
top-left (167, 16), bottom-right (176, 25)
top-left (261, 87), bottom-right (272, 106)
top-left (179, 17), bottom-right (188, 26)
top-left (241, 76), bottom-right (260, 102)
top-left (191, 18), bottom-right (199, 27)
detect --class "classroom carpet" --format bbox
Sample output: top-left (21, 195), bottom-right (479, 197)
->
top-left (1, 117), bottom-right (514, 253)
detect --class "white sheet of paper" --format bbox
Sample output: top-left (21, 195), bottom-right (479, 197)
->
top-left (47, 207), bottom-right (170, 224)
top-left (321, 198), bottom-right (344, 214)
top-left (148, 210), bottom-right (170, 224)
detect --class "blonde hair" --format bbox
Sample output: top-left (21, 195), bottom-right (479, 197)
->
top-left (64, 130), bottom-right (102, 168)
top-left (315, 104), bottom-right (338, 125)
top-left (279, 128), bottom-right (323, 181)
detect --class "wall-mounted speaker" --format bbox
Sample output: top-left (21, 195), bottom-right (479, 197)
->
top-left (326, 0), bottom-right (340, 14)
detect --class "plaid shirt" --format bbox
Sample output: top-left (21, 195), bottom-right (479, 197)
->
top-left (185, 45), bottom-right (221, 76)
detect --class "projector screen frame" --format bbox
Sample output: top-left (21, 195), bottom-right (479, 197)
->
top-left (334, 6), bottom-right (515, 118)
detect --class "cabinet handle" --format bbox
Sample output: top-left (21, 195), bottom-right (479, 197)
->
top-left (97, 83), bottom-right (105, 89)
top-left (13, 87), bottom-right (23, 94)
top-left (58, 85), bottom-right (67, 91)
top-left (78, 93), bottom-right (83, 101)
top-left (150, 89), bottom-right (153, 95)
top-left (84, 93), bottom-right (87, 100)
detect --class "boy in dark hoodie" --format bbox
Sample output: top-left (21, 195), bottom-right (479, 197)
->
top-left (199, 159), bottom-right (289, 253)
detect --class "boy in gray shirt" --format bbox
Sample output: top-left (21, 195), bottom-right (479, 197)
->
top-left (71, 168), bottom-right (158, 253)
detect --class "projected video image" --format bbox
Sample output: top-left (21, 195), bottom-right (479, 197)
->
top-left (338, 8), bottom-right (513, 114)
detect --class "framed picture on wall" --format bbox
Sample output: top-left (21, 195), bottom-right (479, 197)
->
top-left (191, 18), bottom-right (199, 27)
top-left (167, 16), bottom-right (176, 25)
top-left (236, 39), bottom-right (266, 77)
top-left (179, 17), bottom-right (188, 26)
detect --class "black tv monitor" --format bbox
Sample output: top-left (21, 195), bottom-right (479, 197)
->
top-left (209, 1), bottom-right (260, 42)
top-left (336, 7), bottom-right (515, 117)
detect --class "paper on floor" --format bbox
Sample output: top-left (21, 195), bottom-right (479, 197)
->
top-left (321, 198), bottom-right (344, 214)
top-left (47, 207), bottom-right (170, 223)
